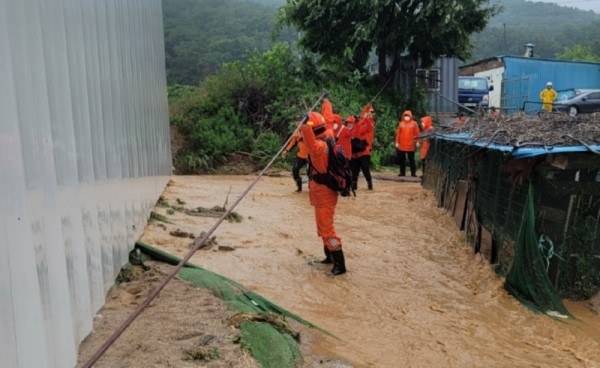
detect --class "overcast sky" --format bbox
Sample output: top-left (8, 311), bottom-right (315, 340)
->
top-left (538, 0), bottom-right (600, 13)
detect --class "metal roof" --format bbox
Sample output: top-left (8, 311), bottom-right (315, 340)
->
top-left (438, 133), bottom-right (600, 159)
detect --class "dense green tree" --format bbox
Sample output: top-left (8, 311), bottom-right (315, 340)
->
top-left (557, 44), bottom-right (600, 62)
top-left (278, 0), bottom-right (499, 80)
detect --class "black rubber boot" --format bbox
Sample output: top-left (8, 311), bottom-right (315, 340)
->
top-left (351, 181), bottom-right (358, 191)
top-left (330, 250), bottom-right (346, 275)
top-left (320, 246), bottom-right (332, 264)
top-left (367, 180), bottom-right (373, 190)
top-left (295, 178), bottom-right (302, 192)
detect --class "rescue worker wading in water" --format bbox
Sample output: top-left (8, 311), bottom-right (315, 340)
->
top-left (300, 111), bottom-right (346, 276)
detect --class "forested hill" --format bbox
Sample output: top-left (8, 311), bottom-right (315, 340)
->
top-left (163, 0), bottom-right (290, 85)
top-left (163, 0), bottom-right (600, 85)
top-left (470, 0), bottom-right (600, 61)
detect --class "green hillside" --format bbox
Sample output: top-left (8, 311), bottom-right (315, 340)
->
top-left (163, 0), bottom-right (292, 85)
top-left (470, 0), bottom-right (600, 61)
top-left (162, 0), bottom-right (600, 86)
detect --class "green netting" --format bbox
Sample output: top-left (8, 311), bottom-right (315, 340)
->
top-left (426, 138), bottom-right (600, 311)
top-left (240, 322), bottom-right (303, 368)
top-left (534, 156), bottom-right (600, 300)
top-left (134, 241), bottom-right (331, 367)
top-left (503, 184), bottom-right (571, 317)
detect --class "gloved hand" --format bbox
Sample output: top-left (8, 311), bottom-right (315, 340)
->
top-left (395, 142), bottom-right (399, 149)
top-left (416, 142), bottom-right (421, 149)
top-left (282, 150), bottom-right (288, 159)
top-left (301, 114), bottom-right (310, 125)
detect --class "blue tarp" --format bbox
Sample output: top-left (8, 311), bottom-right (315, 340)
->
top-left (437, 133), bottom-right (600, 159)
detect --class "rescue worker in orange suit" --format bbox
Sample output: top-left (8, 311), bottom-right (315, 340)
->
top-left (350, 104), bottom-right (375, 190)
top-left (419, 116), bottom-right (433, 175)
top-left (321, 99), bottom-right (352, 159)
top-left (300, 111), bottom-right (346, 275)
top-left (282, 122), bottom-right (308, 192)
top-left (332, 114), bottom-right (352, 159)
top-left (395, 110), bottom-right (421, 177)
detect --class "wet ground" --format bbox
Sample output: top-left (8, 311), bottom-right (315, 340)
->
top-left (140, 173), bottom-right (600, 367)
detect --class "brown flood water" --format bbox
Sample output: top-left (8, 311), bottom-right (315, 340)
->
top-left (142, 174), bottom-right (600, 368)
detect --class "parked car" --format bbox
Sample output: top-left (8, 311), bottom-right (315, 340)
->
top-left (553, 89), bottom-right (600, 116)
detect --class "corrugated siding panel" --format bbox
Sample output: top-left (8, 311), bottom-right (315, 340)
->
top-left (0, 0), bottom-right (171, 367)
top-left (428, 56), bottom-right (458, 113)
top-left (503, 56), bottom-right (600, 111)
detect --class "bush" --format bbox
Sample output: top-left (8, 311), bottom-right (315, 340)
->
top-left (168, 84), bottom-right (204, 128)
top-left (173, 150), bottom-right (212, 174)
top-left (168, 43), bottom-right (430, 174)
top-left (252, 132), bottom-right (282, 164)
top-left (188, 107), bottom-right (253, 156)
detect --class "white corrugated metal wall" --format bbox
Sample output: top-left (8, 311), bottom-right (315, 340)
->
top-left (0, 0), bottom-right (171, 367)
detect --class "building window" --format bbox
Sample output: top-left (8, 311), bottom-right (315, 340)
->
top-left (416, 69), bottom-right (440, 91)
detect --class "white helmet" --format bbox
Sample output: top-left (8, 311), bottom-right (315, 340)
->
top-left (547, 81), bottom-right (553, 86)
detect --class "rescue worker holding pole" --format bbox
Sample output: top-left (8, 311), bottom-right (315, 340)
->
top-left (300, 111), bottom-right (346, 276)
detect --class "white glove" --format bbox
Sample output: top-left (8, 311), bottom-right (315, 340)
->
top-left (282, 151), bottom-right (288, 159)
top-left (395, 142), bottom-right (399, 149)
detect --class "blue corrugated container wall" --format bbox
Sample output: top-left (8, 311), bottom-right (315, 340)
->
top-left (428, 56), bottom-right (458, 114)
top-left (502, 56), bottom-right (600, 112)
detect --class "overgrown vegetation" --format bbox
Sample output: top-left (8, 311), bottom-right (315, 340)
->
top-left (169, 42), bottom-right (425, 173)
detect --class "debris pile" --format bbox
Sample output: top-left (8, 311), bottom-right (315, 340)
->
top-left (432, 112), bottom-right (600, 149)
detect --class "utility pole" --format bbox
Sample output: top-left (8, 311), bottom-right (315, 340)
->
top-left (503, 23), bottom-right (507, 54)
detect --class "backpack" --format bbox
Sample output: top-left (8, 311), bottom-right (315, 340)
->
top-left (309, 138), bottom-right (355, 197)
top-left (351, 138), bottom-right (368, 153)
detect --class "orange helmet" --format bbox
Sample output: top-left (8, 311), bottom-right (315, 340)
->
top-left (307, 111), bottom-right (327, 137)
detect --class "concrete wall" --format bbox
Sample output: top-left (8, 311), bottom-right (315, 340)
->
top-left (0, 0), bottom-right (171, 367)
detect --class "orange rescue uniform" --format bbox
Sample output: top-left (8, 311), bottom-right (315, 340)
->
top-left (285, 130), bottom-right (308, 159)
top-left (419, 116), bottom-right (433, 160)
top-left (395, 111), bottom-right (420, 152)
top-left (301, 113), bottom-right (342, 252)
top-left (352, 116), bottom-right (374, 159)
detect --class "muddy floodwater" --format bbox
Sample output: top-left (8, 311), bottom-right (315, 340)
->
top-left (141, 174), bottom-right (600, 367)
